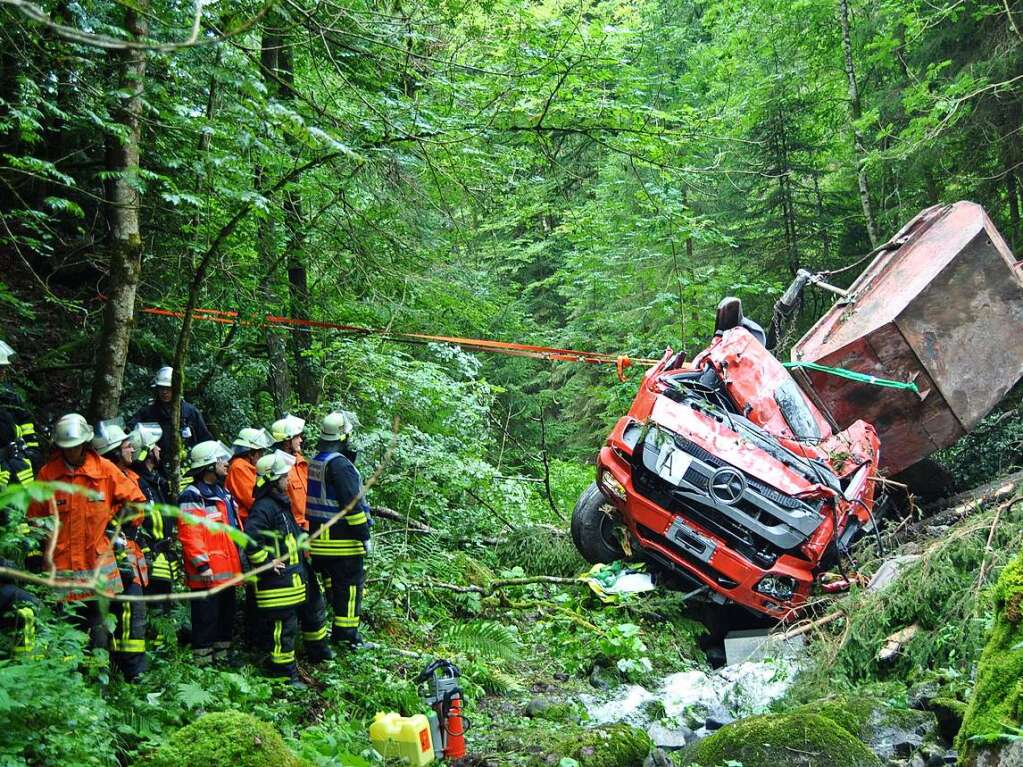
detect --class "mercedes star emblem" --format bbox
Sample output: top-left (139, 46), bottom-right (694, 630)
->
top-left (709, 467), bottom-right (747, 505)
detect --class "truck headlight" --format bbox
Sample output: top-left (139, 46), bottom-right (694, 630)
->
top-left (601, 470), bottom-right (627, 501)
top-left (755, 575), bottom-right (796, 601)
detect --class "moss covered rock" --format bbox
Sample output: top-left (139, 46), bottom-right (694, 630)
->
top-left (137, 711), bottom-right (307, 767)
top-left (791, 695), bottom-right (935, 760)
top-left (957, 553), bottom-right (1023, 765)
top-left (552, 723), bottom-right (653, 767)
top-left (678, 713), bottom-right (882, 767)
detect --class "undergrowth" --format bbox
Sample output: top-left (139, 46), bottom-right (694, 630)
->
top-left (787, 498), bottom-right (1023, 704)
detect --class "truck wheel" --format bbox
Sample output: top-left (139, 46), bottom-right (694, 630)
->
top-left (571, 482), bottom-right (625, 564)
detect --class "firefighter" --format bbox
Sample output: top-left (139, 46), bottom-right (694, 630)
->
top-left (91, 420), bottom-right (150, 679)
top-left (225, 427), bottom-right (274, 650)
top-left (0, 510), bottom-right (37, 659)
top-left (245, 450), bottom-right (332, 684)
top-left (0, 561), bottom-right (36, 658)
top-left (130, 366), bottom-right (213, 483)
top-left (26, 414), bottom-right (146, 669)
top-left (177, 440), bottom-right (242, 665)
top-left (271, 415), bottom-right (309, 530)
top-left (226, 428), bottom-right (274, 526)
top-left (0, 340), bottom-right (39, 490)
top-left (128, 423), bottom-right (178, 594)
top-left (128, 423), bottom-right (179, 644)
top-left (307, 411), bottom-right (371, 648)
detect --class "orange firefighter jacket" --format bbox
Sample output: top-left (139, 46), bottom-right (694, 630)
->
top-left (225, 456), bottom-right (258, 526)
top-left (285, 453), bottom-right (308, 530)
top-left (28, 449), bottom-right (146, 600)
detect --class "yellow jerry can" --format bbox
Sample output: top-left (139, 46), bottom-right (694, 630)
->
top-left (369, 711), bottom-right (436, 766)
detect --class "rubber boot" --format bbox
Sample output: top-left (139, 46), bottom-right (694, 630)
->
top-left (305, 641), bottom-right (335, 663)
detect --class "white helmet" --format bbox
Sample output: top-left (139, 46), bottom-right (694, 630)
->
top-left (151, 366), bottom-right (174, 388)
top-left (0, 340), bottom-right (14, 366)
top-left (256, 449), bottom-right (296, 482)
top-left (233, 427), bottom-right (274, 453)
top-left (92, 418), bottom-right (130, 456)
top-left (271, 414), bottom-right (305, 443)
top-left (128, 422), bottom-right (163, 457)
top-left (187, 440), bottom-right (232, 473)
top-left (54, 413), bottom-right (94, 449)
top-left (320, 411), bottom-right (355, 441)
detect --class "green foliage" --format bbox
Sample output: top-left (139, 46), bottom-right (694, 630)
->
top-left (787, 500), bottom-right (1023, 699)
top-left (0, 657), bottom-right (118, 767)
top-left (440, 620), bottom-right (522, 661)
top-left (937, 396), bottom-right (1023, 491)
top-left (679, 712), bottom-right (882, 767)
top-left (137, 711), bottom-right (307, 767)
top-left (956, 553), bottom-right (1023, 755)
top-left (547, 723), bottom-right (653, 767)
top-left (495, 524), bottom-right (585, 578)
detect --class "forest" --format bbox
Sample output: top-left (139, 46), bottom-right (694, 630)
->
top-left (2, 0), bottom-right (1023, 763)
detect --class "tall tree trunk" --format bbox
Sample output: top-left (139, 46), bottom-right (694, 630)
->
top-left (254, 160), bottom-right (293, 409)
top-left (284, 187), bottom-right (320, 404)
top-left (89, 1), bottom-right (148, 421)
top-left (265, 29), bottom-right (320, 405)
top-left (1009, 171), bottom-right (1021, 251)
top-left (812, 170), bottom-right (832, 261)
top-left (838, 0), bottom-right (879, 247)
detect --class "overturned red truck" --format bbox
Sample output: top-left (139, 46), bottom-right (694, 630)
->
top-left (572, 202), bottom-right (1023, 620)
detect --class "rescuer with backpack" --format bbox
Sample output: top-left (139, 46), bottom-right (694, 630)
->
top-left (307, 411), bottom-right (372, 648)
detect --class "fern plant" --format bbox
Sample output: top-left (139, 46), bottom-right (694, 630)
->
top-left (440, 620), bottom-right (521, 661)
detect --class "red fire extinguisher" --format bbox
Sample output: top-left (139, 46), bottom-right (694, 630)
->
top-left (417, 659), bottom-right (467, 760)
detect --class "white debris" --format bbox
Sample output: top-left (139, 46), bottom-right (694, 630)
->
top-left (580, 658), bottom-right (800, 730)
top-left (583, 684), bottom-right (657, 725)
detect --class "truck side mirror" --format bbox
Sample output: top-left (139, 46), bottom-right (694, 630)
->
top-left (715, 297), bottom-right (744, 334)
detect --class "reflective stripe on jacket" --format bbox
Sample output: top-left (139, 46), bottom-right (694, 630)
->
top-left (306, 449), bottom-right (370, 558)
top-left (177, 481), bottom-right (242, 590)
top-left (243, 483), bottom-right (307, 609)
top-left (27, 450), bottom-right (146, 600)
top-left (131, 462), bottom-right (178, 583)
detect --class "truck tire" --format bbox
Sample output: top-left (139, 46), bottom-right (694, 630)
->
top-left (571, 482), bottom-right (624, 564)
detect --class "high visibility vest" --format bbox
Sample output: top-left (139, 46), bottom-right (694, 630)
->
top-left (307, 452), bottom-right (367, 558)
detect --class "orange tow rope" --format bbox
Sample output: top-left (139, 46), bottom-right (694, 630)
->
top-left (139, 304), bottom-right (660, 380)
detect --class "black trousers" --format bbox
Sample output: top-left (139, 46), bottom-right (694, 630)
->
top-left (256, 568), bottom-right (329, 678)
top-left (65, 592), bottom-right (147, 679)
top-left (190, 588), bottom-right (235, 662)
top-left (263, 608), bottom-right (298, 678)
top-left (312, 556), bottom-right (364, 641)
top-left (0, 583), bottom-right (36, 657)
top-left (143, 577), bottom-right (174, 647)
top-left (111, 581), bottom-right (148, 679)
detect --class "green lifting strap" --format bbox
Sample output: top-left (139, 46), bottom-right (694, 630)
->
top-left (783, 361), bottom-right (920, 393)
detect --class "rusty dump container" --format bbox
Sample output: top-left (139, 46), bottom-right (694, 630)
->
top-left (791, 201), bottom-right (1023, 474)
